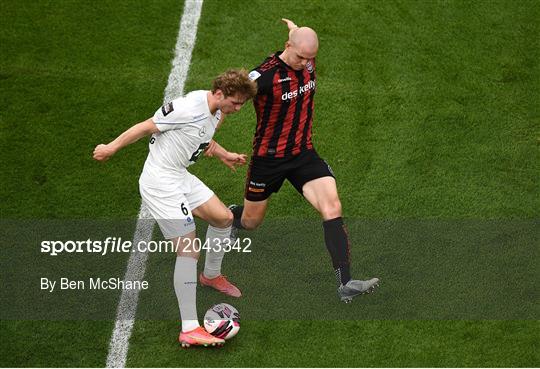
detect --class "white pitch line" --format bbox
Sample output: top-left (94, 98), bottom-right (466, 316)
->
top-left (105, 1), bottom-right (204, 367)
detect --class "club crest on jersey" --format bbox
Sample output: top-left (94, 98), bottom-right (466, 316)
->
top-left (306, 60), bottom-right (314, 73)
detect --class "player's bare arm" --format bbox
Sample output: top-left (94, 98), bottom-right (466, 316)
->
top-left (93, 118), bottom-right (159, 162)
top-left (205, 139), bottom-right (247, 171)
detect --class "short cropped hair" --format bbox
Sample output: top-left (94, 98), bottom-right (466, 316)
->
top-left (212, 69), bottom-right (258, 99)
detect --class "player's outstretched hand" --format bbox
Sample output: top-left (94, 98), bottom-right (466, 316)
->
top-left (93, 144), bottom-right (115, 162)
top-left (281, 18), bottom-right (298, 31)
top-left (221, 152), bottom-right (247, 171)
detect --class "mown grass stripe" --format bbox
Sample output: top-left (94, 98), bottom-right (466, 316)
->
top-left (105, 1), bottom-right (203, 367)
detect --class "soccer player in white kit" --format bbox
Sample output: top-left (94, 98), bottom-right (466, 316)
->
top-left (93, 69), bottom-right (257, 347)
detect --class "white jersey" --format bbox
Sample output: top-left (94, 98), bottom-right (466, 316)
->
top-left (139, 90), bottom-right (221, 186)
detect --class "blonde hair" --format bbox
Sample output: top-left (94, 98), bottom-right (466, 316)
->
top-left (212, 69), bottom-right (257, 99)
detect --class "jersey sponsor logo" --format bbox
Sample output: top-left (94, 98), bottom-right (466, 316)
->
top-left (249, 180), bottom-right (266, 188)
top-left (248, 70), bottom-right (261, 81)
top-left (248, 187), bottom-right (265, 193)
top-left (278, 77), bottom-right (291, 83)
top-left (281, 80), bottom-right (316, 101)
top-left (198, 126), bottom-right (207, 137)
top-left (161, 102), bottom-right (174, 116)
top-left (248, 180), bottom-right (265, 193)
top-left (306, 60), bottom-right (314, 73)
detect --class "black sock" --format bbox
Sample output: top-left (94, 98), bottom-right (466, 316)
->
top-left (323, 217), bottom-right (351, 286)
top-left (231, 205), bottom-right (245, 229)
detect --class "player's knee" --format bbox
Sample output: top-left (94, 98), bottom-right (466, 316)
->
top-left (177, 249), bottom-right (201, 259)
top-left (242, 217), bottom-right (263, 230)
top-left (220, 209), bottom-right (234, 228)
top-left (224, 209), bottom-right (234, 227)
top-left (319, 199), bottom-right (342, 220)
top-left (209, 208), bottom-right (233, 228)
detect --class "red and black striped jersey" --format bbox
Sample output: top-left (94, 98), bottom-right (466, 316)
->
top-left (249, 51), bottom-right (316, 158)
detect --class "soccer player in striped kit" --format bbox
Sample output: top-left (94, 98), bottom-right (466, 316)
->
top-left (207, 19), bottom-right (379, 303)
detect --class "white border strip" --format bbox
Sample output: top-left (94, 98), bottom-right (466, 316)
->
top-left (105, 1), bottom-right (203, 367)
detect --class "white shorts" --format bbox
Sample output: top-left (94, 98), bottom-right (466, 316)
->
top-left (139, 172), bottom-right (214, 239)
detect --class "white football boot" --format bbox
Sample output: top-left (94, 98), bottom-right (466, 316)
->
top-left (338, 278), bottom-right (380, 303)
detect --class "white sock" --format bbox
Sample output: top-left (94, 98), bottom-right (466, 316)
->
top-left (174, 256), bottom-right (200, 332)
top-left (203, 225), bottom-right (232, 279)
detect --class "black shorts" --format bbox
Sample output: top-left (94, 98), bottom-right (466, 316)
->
top-left (244, 149), bottom-right (335, 201)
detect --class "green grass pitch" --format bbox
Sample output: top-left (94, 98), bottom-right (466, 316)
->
top-left (1, 0), bottom-right (539, 367)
